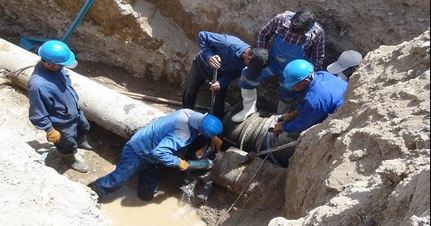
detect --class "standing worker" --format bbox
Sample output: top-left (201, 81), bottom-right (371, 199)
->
top-left (91, 109), bottom-right (223, 201)
top-left (327, 50), bottom-right (363, 81)
top-left (28, 40), bottom-right (93, 173)
top-left (232, 9), bottom-right (325, 122)
top-left (182, 31), bottom-right (268, 119)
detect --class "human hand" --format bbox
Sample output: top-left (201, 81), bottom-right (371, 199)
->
top-left (46, 128), bottom-right (61, 143)
top-left (279, 110), bottom-right (298, 122)
top-left (271, 121), bottom-right (284, 134)
top-left (179, 159), bottom-right (189, 171)
top-left (208, 55), bottom-right (221, 69)
top-left (210, 136), bottom-right (223, 152)
top-left (209, 80), bottom-right (220, 92)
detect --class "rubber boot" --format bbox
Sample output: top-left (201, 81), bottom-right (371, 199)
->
top-left (231, 88), bottom-right (257, 122)
top-left (78, 138), bottom-right (93, 150)
top-left (61, 151), bottom-right (90, 173)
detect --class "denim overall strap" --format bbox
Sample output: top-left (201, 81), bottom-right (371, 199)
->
top-left (269, 34), bottom-right (305, 81)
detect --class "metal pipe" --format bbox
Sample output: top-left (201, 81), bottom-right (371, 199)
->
top-left (62, 0), bottom-right (96, 43)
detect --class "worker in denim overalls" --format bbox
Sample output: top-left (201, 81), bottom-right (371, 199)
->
top-left (232, 9), bottom-right (325, 122)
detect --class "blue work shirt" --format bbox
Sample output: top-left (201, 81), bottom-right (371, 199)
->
top-left (128, 109), bottom-right (204, 168)
top-left (198, 31), bottom-right (250, 88)
top-left (28, 63), bottom-right (80, 132)
top-left (283, 71), bottom-right (347, 133)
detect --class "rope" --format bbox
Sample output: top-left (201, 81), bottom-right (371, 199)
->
top-left (2, 65), bottom-right (35, 78)
top-left (215, 125), bottom-right (267, 225)
top-left (238, 116), bottom-right (255, 150)
top-left (215, 153), bottom-right (269, 226)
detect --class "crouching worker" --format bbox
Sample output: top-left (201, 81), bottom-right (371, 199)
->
top-left (28, 40), bottom-right (93, 173)
top-left (270, 59), bottom-right (347, 167)
top-left (91, 109), bottom-right (223, 202)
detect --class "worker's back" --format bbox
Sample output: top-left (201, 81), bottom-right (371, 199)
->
top-left (128, 109), bottom-right (199, 166)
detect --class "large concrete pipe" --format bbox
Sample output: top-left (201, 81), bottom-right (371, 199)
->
top-left (0, 38), bottom-right (165, 138)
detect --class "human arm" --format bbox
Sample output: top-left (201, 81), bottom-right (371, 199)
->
top-left (308, 30), bottom-right (325, 70)
top-left (151, 136), bottom-right (184, 168)
top-left (198, 31), bottom-right (226, 69)
top-left (28, 86), bottom-right (53, 132)
top-left (257, 13), bottom-right (284, 48)
top-left (281, 100), bottom-right (325, 133)
top-left (210, 136), bottom-right (223, 152)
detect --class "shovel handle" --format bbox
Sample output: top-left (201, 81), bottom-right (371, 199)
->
top-left (210, 69), bottom-right (218, 114)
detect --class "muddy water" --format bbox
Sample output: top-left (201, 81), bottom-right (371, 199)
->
top-left (101, 185), bottom-right (206, 226)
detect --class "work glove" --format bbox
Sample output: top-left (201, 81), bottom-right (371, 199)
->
top-left (46, 128), bottom-right (61, 143)
top-left (179, 159), bottom-right (189, 171)
top-left (187, 159), bottom-right (214, 170)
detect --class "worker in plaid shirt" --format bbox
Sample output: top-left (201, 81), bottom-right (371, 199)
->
top-left (232, 9), bottom-right (326, 123)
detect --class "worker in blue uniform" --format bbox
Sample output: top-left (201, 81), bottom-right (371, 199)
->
top-left (182, 31), bottom-right (268, 119)
top-left (28, 40), bottom-right (93, 173)
top-left (91, 109), bottom-right (223, 202)
top-left (270, 59), bottom-right (347, 166)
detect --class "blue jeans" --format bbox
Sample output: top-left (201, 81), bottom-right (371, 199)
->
top-left (94, 142), bottom-right (159, 200)
top-left (54, 112), bottom-right (90, 154)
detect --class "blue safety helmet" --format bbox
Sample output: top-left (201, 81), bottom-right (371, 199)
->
top-left (38, 40), bottom-right (78, 68)
top-left (200, 114), bottom-right (223, 138)
top-left (282, 59), bottom-right (314, 89)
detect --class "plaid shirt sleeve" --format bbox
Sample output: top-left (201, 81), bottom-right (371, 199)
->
top-left (257, 13), bottom-right (283, 48)
top-left (308, 27), bottom-right (325, 70)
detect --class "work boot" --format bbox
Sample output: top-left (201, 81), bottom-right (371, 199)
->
top-left (61, 151), bottom-right (90, 173)
top-left (78, 138), bottom-right (93, 150)
top-left (88, 180), bottom-right (107, 203)
top-left (231, 88), bottom-right (257, 122)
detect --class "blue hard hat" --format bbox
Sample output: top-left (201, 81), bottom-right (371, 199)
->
top-left (200, 114), bottom-right (223, 138)
top-left (282, 59), bottom-right (314, 89)
top-left (38, 40), bottom-right (77, 68)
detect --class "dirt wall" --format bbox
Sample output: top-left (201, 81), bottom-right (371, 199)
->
top-left (281, 30), bottom-right (430, 226)
top-left (0, 0), bottom-right (429, 83)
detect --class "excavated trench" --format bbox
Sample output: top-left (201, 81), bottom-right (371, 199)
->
top-left (0, 0), bottom-right (429, 226)
top-left (0, 57), bottom-right (247, 226)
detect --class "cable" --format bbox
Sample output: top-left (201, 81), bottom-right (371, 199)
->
top-left (215, 149), bottom-right (269, 226)
top-left (2, 65), bottom-right (35, 78)
top-left (215, 117), bottom-right (272, 225)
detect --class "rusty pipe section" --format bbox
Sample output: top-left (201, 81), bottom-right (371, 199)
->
top-left (0, 38), bottom-right (165, 138)
top-left (222, 106), bottom-right (277, 153)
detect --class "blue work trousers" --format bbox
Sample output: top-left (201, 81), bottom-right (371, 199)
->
top-left (95, 142), bottom-right (159, 199)
top-left (54, 112), bottom-right (90, 154)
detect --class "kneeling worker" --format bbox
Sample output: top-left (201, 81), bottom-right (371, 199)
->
top-left (91, 109), bottom-right (223, 201)
top-left (271, 59), bottom-right (347, 166)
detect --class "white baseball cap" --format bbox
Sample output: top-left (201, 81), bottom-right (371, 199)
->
top-left (327, 50), bottom-right (363, 74)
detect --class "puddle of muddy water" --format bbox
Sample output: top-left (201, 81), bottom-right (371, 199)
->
top-left (101, 185), bottom-right (206, 226)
